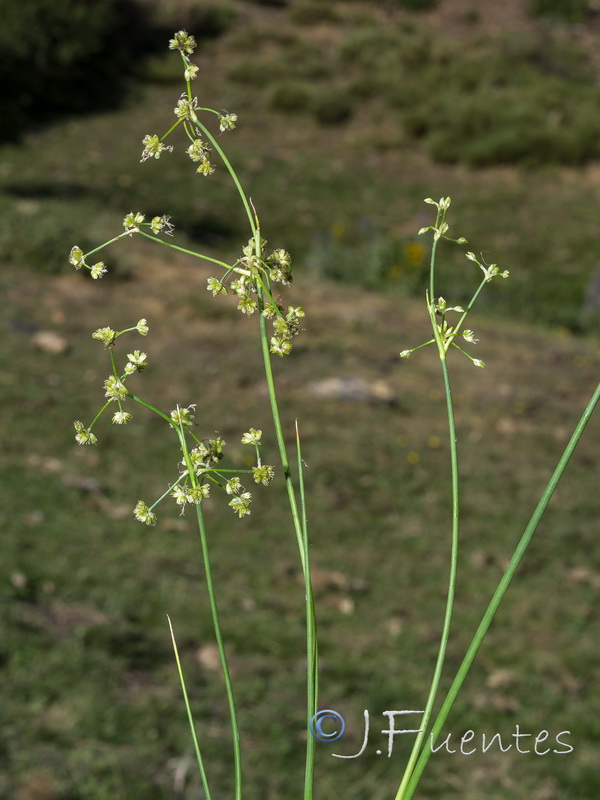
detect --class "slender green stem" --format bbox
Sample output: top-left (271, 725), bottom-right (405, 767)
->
top-left (167, 615), bottom-right (212, 800)
top-left (400, 378), bottom-right (600, 799)
top-left (127, 392), bottom-right (174, 426)
top-left (87, 399), bottom-right (113, 432)
top-left (257, 300), bottom-right (317, 800)
top-left (176, 427), bottom-right (242, 800)
top-left (449, 277), bottom-right (487, 344)
top-left (191, 113), bottom-right (257, 237)
top-left (136, 230), bottom-right (237, 272)
top-left (84, 231), bottom-right (131, 260)
top-left (189, 96), bottom-right (318, 799)
top-left (396, 224), bottom-right (460, 798)
top-left (394, 351), bottom-right (460, 800)
top-left (193, 503), bottom-right (242, 800)
top-left (296, 422), bottom-right (318, 798)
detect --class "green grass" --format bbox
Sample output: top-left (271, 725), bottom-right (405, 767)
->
top-left (2, 245), bottom-right (599, 797)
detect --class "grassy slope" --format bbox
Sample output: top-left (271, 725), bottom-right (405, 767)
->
top-left (2, 1), bottom-right (600, 799)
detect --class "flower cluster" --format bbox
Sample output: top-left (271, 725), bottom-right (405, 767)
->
top-left (174, 94), bottom-right (198, 122)
top-left (150, 215), bottom-right (174, 236)
top-left (419, 197), bottom-right (467, 245)
top-left (68, 246), bottom-right (107, 280)
top-left (465, 251), bottom-right (510, 282)
top-left (219, 113), bottom-right (238, 132)
top-left (133, 427), bottom-right (275, 525)
top-left (123, 211), bottom-right (145, 234)
top-left (73, 321), bottom-right (150, 444)
top-left (169, 30), bottom-right (197, 55)
top-left (401, 197), bottom-right (509, 368)
top-left (73, 421), bottom-right (97, 445)
top-left (69, 216), bottom-right (174, 280)
top-left (187, 138), bottom-right (214, 176)
top-left (206, 238), bottom-right (303, 356)
top-left (140, 134), bottom-right (174, 162)
top-left (168, 30), bottom-right (199, 85)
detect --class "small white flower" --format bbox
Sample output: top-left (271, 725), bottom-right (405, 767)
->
top-left (126, 350), bottom-right (147, 372)
top-left (74, 420), bottom-right (97, 445)
top-left (90, 262), bottom-right (107, 280)
top-left (228, 492), bottom-right (252, 518)
top-left (170, 405), bottom-right (196, 427)
top-left (241, 428), bottom-right (262, 445)
top-left (133, 500), bottom-right (156, 526)
top-left (136, 319), bottom-right (149, 336)
top-left (226, 477), bottom-right (242, 495)
top-left (69, 246), bottom-right (85, 268)
top-left (123, 212), bottom-right (145, 232)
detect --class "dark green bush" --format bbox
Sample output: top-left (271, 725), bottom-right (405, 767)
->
top-left (269, 81), bottom-right (312, 113)
top-left (394, 0), bottom-right (440, 11)
top-left (312, 89), bottom-right (354, 125)
top-left (529, 0), bottom-right (592, 23)
top-left (289, 1), bottom-right (340, 24)
top-left (0, 0), bottom-right (148, 141)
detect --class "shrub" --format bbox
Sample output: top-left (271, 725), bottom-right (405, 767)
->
top-left (269, 81), bottom-right (312, 113)
top-left (0, 0), bottom-right (147, 141)
top-left (394, 0), bottom-right (440, 11)
top-left (312, 88), bottom-right (354, 125)
top-left (289, 1), bottom-right (340, 24)
top-left (529, 0), bottom-right (592, 22)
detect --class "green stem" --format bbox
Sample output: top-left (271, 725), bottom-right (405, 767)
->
top-left (167, 615), bottom-right (212, 800)
top-left (84, 231), bottom-right (131, 260)
top-left (191, 113), bottom-right (257, 237)
top-left (394, 353), bottom-right (460, 800)
top-left (449, 277), bottom-right (487, 346)
top-left (190, 98), bottom-right (317, 799)
top-left (176, 426), bottom-right (242, 800)
top-left (400, 378), bottom-right (600, 799)
top-left (296, 422), bottom-right (318, 797)
top-left (194, 502), bottom-right (242, 800)
top-left (136, 230), bottom-right (237, 272)
top-left (257, 301), bottom-right (317, 800)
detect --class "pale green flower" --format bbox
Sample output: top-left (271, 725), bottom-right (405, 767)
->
top-left (133, 500), bottom-right (156, 526)
top-left (188, 484), bottom-right (210, 502)
top-left (69, 246), bottom-right (85, 268)
top-left (170, 405), bottom-right (195, 427)
top-left (92, 327), bottom-right (117, 347)
top-left (126, 350), bottom-right (147, 372)
top-left (252, 465), bottom-right (274, 486)
top-left (229, 492), bottom-right (252, 518)
top-left (104, 376), bottom-right (127, 401)
top-left (123, 212), bottom-right (145, 232)
top-left (169, 30), bottom-right (196, 55)
top-left (74, 420), bottom-right (97, 445)
top-left (219, 112), bottom-right (237, 132)
top-left (241, 428), bottom-right (262, 445)
top-left (184, 63), bottom-right (199, 81)
top-left (140, 134), bottom-right (173, 162)
top-left (226, 477), bottom-right (242, 495)
top-left (90, 262), bottom-right (107, 280)
top-left (207, 277), bottom-right (227, 296)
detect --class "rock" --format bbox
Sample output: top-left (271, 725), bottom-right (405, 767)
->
top-left (31, 330), bottom-right (69, 355)
top-left (308, 376), bottom-right (395, 404)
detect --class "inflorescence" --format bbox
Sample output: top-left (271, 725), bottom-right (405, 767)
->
top-left (400, 197), bottom-right (509, 368)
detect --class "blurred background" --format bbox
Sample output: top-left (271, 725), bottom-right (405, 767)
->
top-left (1, 1), bottom-right (600, 798)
